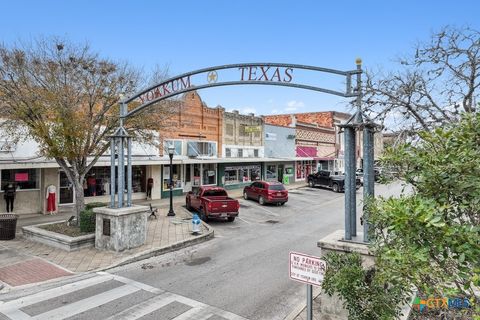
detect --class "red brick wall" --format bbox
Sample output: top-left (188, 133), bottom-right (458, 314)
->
top-left (264, 112), bottom-right (334, 128)
top-left (159, 91), bottom-right (223, 156)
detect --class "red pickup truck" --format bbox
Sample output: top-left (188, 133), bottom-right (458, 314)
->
top-left (186, 186), bottom-right (239, 222)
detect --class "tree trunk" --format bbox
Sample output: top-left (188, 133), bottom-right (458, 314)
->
top-left (73, 178), bottom-right (85, 223)
top-left (55, 158), bottom-right (87, 224)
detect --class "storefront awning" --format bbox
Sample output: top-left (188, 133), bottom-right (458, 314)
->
top-left (283, 157), bottom-right (315, 161)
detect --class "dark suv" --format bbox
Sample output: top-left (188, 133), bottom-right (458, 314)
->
top-left (307, 170), bottom-right (361, 192)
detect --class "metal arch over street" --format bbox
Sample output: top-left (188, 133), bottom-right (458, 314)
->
top-left (121, 63), bottom-right (362, 119)
top-left (111, 60), bottom-right (375, 243)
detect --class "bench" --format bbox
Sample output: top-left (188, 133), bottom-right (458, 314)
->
top-left (149, 204), bottom-right (158, 219)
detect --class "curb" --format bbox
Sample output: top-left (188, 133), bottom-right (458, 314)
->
top-left (98, 206), bottom-right (215, 271)
top-left (283, 287), bottom-right (322, 320)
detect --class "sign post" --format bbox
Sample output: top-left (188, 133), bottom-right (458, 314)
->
top-left (289, 252), bottom-right (326, 320)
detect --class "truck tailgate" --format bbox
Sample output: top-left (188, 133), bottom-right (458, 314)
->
top-left (206, 198), bottom-right (239, 213)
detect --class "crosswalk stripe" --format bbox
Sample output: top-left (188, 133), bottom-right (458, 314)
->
top-left (0, 308), bottom-right (32, 320)
top-left (0, 272), bottom-right (249, 320)
top-left (171, 306), bottom-right (213, 320)
top-left (35, 284), bottom-right (139, 320)
top-left (103, 292), bottom-right (176, 320)
top-left (99, 272), bottom-right (164, 294)
top-left (0, 274), bottom-right (113, 310)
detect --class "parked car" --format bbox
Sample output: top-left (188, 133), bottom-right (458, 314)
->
top-left (186, 186), bottom-right (239, 222)
top-left (307, 170), bottom-right (361, 192)
top-left (355, 169), bottom-right (364, 186)
top-left (356, 168), bottom-right (381, 182)
top-left (243, 181), bottom-right (288, 205)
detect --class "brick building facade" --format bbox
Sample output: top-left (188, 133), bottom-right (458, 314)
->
top-left (264, 112), bottom-right (339, 179)
top-left (159, 91), bottom-right (224, 157)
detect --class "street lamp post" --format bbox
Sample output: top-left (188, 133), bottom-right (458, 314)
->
top-left (167, 145), bottom-right (175, 216)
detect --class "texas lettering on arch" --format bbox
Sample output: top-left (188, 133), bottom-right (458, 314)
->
top-left (238, 66), bottom-right (293, 83)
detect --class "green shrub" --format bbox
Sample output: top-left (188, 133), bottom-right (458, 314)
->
top-left (322, 252), bottom-right (409, 320)
top-left (85, 202), bottom-right (106, 210)
top-left (79, 209), bottom-right (96, 233)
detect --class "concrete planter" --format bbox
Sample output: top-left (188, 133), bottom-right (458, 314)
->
top-left (22, 221), bottom-right (95, 252)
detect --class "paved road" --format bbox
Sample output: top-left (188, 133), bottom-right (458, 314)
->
top-left (0, 272), bottom-right (247, 320)
top-left (112, 182), bottom-right (404, 320)
top-left (0, 182), bottom-right (404, 320)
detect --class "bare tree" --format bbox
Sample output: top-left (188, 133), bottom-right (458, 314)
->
top-left (363, 26), bottom-right (480, 134)
top-left (0, 37), bottom-right (175, 221)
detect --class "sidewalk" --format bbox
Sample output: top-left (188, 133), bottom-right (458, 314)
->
top-left (0, 203), bottom-right (213, 292)
top-left (0, 181), bottom-right (306, 292)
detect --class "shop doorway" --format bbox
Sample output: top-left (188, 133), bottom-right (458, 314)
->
top-left (277, 165), bottom-right (284, 183)
top-left (59, 171), bottom-right (74, 204)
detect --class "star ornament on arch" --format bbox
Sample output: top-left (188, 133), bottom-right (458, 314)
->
top-left (207, 71), bottom-right (218, 83)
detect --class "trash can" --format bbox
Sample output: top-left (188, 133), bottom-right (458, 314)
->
top-left (0, 214), bottom-right (18, 240)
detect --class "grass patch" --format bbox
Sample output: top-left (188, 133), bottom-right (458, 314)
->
top-left (39, 222), bottom-right (93, 237)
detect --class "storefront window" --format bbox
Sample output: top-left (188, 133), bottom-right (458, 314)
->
top-left (250, 166), bottom-right (260, 181)
top-left (202, 163), bottom-right (216, 185)
top-left (84, 166), bottom-right (146, 197)
top-left (164, 165), bottom-right (182, 189)
top-left (296, 161), bottom-right (313, 179)
top-left (187, 141), bottom-right (217, 157)
top-left (224, 165), bottom-right (261, 185)
top-left (266, 165), bottom-right (277, 180)
top-left (193, 164), bottom-right (201, 186)
top-left (164, 140), bottom-right (182, 155)
top-left (285, 166), bottom-right (294, 175)
top-left (224, 169), bottom-right (237, 184)
top-left (1, 169), bottom-right (39, 190)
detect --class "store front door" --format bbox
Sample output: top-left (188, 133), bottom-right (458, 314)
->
top-left (59, 171), bottom-right (74, 204)
top-left (277, 165), bottom-right (284, 183)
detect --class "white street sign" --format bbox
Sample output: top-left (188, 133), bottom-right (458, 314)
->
top-left (289, 251), bottom-right (326, 287)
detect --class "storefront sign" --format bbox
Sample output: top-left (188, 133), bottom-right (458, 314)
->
top-left (225, 165), bottom-right (259, 171)
top-left (14, 173), bottom-right (29, 182)
top-left (244, 125), bottom-right (261, 133)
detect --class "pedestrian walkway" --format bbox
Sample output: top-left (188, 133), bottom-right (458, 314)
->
top-left (0, 272), bottom-right (248, 320)
top-left (0, 181), bottom-right (306, 291)
top-left (0, 204), bottom-right (212, 291)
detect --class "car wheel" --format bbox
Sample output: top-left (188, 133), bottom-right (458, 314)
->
top-left (243, 192), bottom-right (248, 200)
top-left (258, 196), bottom-right (265, 205)
top-left (227, 217), bottom-right (235, 222)
top-left (332, 183), bottom-right (339, 193)
top-left (199, 208), bottom-right (207, 221)
top-left (186, 200), bottom-right (191, 210)
top-left (308, 180), bottom-right (314, 187)
top-left (280, 202), bottom-right (285, 206)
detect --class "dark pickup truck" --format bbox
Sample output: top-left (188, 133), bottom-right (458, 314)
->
top-left (307, 170), bottom-right (361, 192)
top-left (186, 186), bottom-right (239, 222)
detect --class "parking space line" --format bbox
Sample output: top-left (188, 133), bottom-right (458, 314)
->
top-left (237, 217), bottom-right (251, 224)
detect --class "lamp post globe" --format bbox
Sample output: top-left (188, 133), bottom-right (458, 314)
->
top-left (167, 145), bottom-right (175, 216)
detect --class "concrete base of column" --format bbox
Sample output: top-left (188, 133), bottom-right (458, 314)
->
top-left (94, 205), bottom-right (148, 252)
top-left (314, 230), bottom-right (374, 320)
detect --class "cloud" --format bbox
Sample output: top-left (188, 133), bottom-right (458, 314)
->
top-left (284, 107), bottom-right (297, 112)
top-left (241, 107), bottom-right (257, 114)
top-left (286, 100), bottom-right (304, 108)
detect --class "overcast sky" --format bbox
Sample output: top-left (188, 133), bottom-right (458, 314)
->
top-left (1, 0), bottom-right (479, 116)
